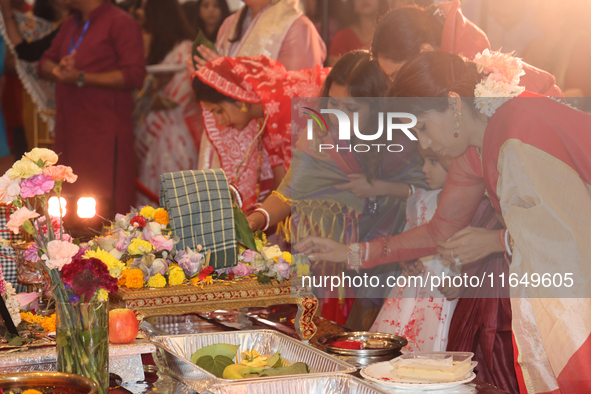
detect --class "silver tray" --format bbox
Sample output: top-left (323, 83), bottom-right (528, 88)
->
top-left (317, 331), bottom-right (407, 357)
top-left (151, 329), bottom-right (357, 392)
top-left (202, 373), bottom-right (390, 394)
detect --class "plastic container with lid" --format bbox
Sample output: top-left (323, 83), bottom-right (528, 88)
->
top-left (389, 352), bottom-right (477, 382)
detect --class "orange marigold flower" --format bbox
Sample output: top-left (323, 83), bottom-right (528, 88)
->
top-left (122, 269), bottom-right (145, 289)
top-left (42, 314), bottom-right (56, 332)
top-left (22, 390), bottom-right (43, 394)
top-left (154, 208), bottom-right (170, 225)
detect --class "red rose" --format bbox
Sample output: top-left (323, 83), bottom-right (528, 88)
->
top-left (130, 215), bottom-right (146, 228)
top-left (198, 266), bottom-right (214, 281)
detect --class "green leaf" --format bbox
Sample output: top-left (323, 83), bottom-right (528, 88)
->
top-left (234, 205), bottom-right (258, 251)
top-left (190, 343), bottom-right (240, 365)
top-left (257, 270), bottom-right (271, 285)
top-left (56, 332), bottom-right (69, 348)
top-left (191, 30), bottom-right (217, 67)
top-left (259, 362), bottom-right (310, 377)
top-left (196, 355), bottom-right (235, 378)
top-left (266, 351), bottom-right (282, 368)
top-left (6, 334), bottom-right (23, 347)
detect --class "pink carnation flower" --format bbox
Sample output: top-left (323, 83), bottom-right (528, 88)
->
top-left (25, 244), bottom-right (41, 263)
top-left (43, 165), bottom-right (78, 183)
top-left (7, 207), bottom-right (40, 234)
top-left (44, 239), bottom-right (79, 271)
top-left (20, 174), bottom-right (55, 198)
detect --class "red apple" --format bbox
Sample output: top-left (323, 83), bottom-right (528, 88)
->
top-left (109, 308), bottom-right (139, 344)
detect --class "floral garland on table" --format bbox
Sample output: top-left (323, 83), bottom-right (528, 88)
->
top-left (1, 282), bottom-right (22, 326)
top-left (473, 49), bottom-right (526, 117)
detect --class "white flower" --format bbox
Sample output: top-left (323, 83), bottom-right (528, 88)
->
top-left (472, 50), bottom-right (526, 116)
top-left (3, 283), bottom-right (21, 326)
top-left (0, 173), bottom-right (21, 204)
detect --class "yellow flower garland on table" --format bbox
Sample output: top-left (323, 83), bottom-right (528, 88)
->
top-left (20, 312), bottom-right (56, 332)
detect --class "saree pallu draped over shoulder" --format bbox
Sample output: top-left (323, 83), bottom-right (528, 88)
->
top-left (481, 92), bottom-right (591, 394)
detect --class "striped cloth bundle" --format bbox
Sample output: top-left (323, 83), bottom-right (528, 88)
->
top-left (160, 169), bottom-right (237, 269)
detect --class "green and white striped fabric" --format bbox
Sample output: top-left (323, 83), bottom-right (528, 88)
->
top-left (159, 169), bottom-right (237, 269)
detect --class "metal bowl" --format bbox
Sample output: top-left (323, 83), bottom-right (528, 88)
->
top-left (318, 331), bottom-right (407, 356)
top-left (0, 372), bottom-right (99, 393)
top-left (317, 331), bottom-right (407, 369)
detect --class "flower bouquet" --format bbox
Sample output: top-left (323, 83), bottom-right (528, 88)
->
top-left (1, 148), bottom-right (119, 394)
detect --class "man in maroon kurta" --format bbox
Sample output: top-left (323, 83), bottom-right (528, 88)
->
top-left (38, 0), bottom-right (145, 215)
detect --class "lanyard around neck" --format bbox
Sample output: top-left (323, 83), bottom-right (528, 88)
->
top-left (68, 16), bottom-right (91, 55)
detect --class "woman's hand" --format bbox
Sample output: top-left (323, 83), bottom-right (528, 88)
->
top-left (295, 236), bottom-right (348, 264)
top-left (187, 45), bottom-right (220, 72)
top-left (333, 174), bottom-right (383, 199)
top-left (247, 211), bottom-right (266, 232)
top-left (401, 260), bottom-right (424, 277)
top-left (436, 227), bottom-right (504, 266)
top-left (438, 281), bottom-right (461, 301)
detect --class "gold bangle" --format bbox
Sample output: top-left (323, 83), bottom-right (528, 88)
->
top-left (406, 184), bottom-right (413, 201)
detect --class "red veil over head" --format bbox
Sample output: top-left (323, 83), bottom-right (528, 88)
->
top-left (194, 56), bottom-right (329, 211)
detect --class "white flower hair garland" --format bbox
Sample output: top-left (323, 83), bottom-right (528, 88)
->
top-left (473, 49), bottom-right (526, 117)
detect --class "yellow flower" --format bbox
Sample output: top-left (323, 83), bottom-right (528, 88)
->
top-left (24, 148), bottom-right (59, 167)
top-left (20, 311), bottom-right (43, 324)
top-left (98, 289), bottom-right (109, 301)
top-left (7, 158), bottom-right (43, 179)
top-left (41, 314), bottom-right (56, 332)
top-left (154, 208), bottom-right (170, 225)
top-left (147, 273), bottom-right (167, 288)
top-left (128, 238), bottom-right (153, 255)
top-left (140, 206), bottom-right (156, 219)
top-left (282, 251), bottom-right (292, 264)
top-left (168, 266), bottom-right (185, 286)
top-left (22, 390), bottom-right (43, 394)
top-left (296, 263), bottom-right (310, 277)
top-left (120, 269), bottom-right (145, 288)
top-left (84, 248), bottom-right (125, 278)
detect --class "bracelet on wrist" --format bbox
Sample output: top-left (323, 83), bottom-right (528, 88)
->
top-left (504, 229), bottom-right (513, 256)
top-left (253, 208), bottom-right (270, 231)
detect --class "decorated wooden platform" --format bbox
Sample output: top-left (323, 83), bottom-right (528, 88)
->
top-left (109, 279), bottom-right (318, 340)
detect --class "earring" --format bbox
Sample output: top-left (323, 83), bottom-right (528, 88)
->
top-left (453, 110), bottom-right (462, 138)
top-left (240, 102), bottom-right (248, 112)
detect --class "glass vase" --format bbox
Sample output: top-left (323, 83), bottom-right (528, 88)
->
top-left (56, 300), bottom-right (109, 394)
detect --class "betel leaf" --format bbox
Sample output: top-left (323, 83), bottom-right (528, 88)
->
top-left (256, 270), bottom-right (271, 285)
top-left (190, 343), bottom-right (240, 365)
top-left (191, 30), bottom-right (217, 66)
top-left (266, 351), bottom-right (282, 368)
top-left (259, 362), bottom-right (310, 377)
top-left (195, 355), bottom-right (235, 378)
top-left (234, 205), bottom-right (258, 251)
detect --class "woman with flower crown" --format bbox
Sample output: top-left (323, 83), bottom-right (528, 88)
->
top-left (298, 50), bottom-right (591, 393)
